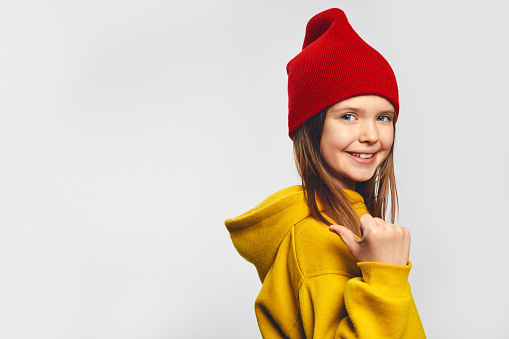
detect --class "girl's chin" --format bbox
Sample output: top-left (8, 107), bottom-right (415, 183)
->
top-left (352, 174), bottom-right (376, 182)
top-left (335, 173), bottom-right (377, 187)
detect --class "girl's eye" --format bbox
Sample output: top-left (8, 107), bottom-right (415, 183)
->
top-left (377, 115), bottom-right (392, 122)
top-left (340, 113), bottom-right (356, 121)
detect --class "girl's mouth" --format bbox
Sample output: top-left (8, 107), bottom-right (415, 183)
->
top-left (348, 152), bottom-right (375, 159)
top-left (346, 152), bottom-right (377, 164)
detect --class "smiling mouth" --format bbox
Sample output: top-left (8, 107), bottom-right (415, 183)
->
top-left (348, 152), bottom-right (375, 159)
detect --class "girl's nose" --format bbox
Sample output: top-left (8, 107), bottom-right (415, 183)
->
top-left (359, 122), bottom-right (378, 144)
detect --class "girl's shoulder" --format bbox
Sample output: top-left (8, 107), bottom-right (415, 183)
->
top-left (291, 217), bottom-right (361, 280)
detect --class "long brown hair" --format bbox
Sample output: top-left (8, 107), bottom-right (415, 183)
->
top-left (293, 109), bottom-right (398, 236)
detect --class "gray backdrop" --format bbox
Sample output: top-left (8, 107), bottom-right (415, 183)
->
top-left (1, 0), bottom-right (508, 338)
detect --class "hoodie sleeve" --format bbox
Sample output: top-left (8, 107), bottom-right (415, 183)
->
top-left (297, 262), bottom-right (425, 338)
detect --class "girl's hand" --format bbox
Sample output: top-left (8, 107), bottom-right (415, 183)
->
top-left (329, 214), bottom-right (410, 266)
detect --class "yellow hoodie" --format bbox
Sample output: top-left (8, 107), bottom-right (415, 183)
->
top-left (225, 185), bottom-right (425, 338)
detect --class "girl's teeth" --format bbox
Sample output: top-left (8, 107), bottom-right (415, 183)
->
top-left (352, 153), bottom-right (374, 159)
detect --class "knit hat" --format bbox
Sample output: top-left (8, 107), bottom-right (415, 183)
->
top-left (287, 8), bottom-right (399, 138)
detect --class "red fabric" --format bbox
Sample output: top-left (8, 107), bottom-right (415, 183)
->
top-left (287, 8), bottom-right (399, 138)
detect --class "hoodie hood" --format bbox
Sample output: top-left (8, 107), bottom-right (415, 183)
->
top-left (225, 185), bottom-right (366, 282)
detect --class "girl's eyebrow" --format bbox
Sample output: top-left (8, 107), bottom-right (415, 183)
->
top-left (330, 106), bottom-right (362, 113)
top-left (330, 107), bottom-right (396, 114)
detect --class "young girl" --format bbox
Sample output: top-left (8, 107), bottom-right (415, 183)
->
top-left (225, 8), bottom-right (425, 338)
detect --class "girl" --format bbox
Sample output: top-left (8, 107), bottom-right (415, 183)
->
top-left (225, 8), bottom-right (425, 338)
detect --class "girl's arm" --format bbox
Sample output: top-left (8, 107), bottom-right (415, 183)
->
top-left (296, 214), bottom-right (425, 338)
top-left (297, 261), bottom-right (425, 338)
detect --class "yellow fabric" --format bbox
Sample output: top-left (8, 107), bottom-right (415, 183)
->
top-left (225, 185), bottom-right (425, 338)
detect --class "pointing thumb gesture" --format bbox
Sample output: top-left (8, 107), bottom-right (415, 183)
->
top-left (329, 214), bottom-right (410, 266)
top-left (329, 224), bottom-right (361, 258)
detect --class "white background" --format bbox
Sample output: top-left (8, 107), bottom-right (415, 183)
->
top-left (1, 1), bottom-right (508, 338)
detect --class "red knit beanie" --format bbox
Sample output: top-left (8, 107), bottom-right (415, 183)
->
top-left (287, 8), bottom-right (399, 138)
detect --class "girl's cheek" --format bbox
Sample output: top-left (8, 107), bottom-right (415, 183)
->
top-left (381, 127), bottom-right (395, 147)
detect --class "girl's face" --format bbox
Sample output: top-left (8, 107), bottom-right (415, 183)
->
top-left (320, 95), bottom-right (395, 190)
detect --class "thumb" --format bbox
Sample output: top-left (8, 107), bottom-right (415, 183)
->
top-left (329, 225), bottom-right (360, 256)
